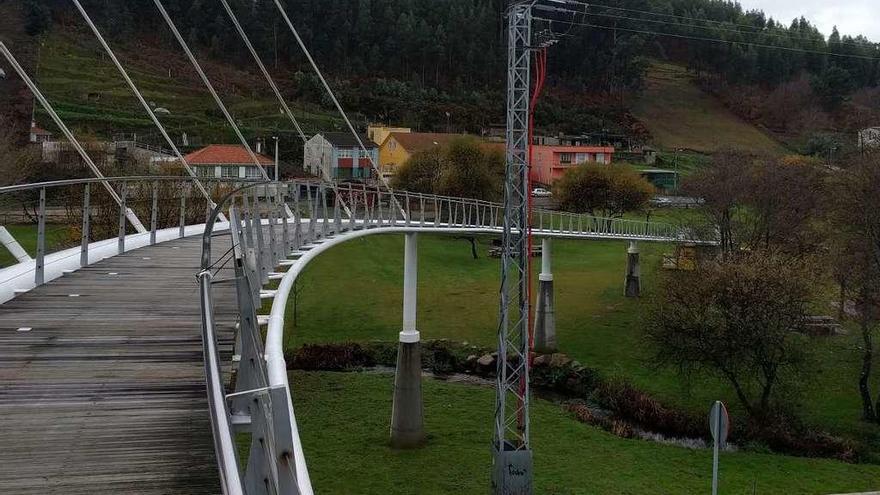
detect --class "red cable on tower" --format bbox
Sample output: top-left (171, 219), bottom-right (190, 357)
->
top-left (526, 47), bottom-right (548, 361)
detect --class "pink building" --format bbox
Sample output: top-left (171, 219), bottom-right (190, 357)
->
top-left (530, 145), bottom-right (615, 186)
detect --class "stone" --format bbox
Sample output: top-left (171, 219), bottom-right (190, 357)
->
top-left (532, 354), bottom-right (551, 367)
top-left (477, 354), bottom-right (495, 368)
top-left (549, 353), bottom-right (571, 368)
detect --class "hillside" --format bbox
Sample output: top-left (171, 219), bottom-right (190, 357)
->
top-left (17, 26), bottom-right (346, 160)
top-left (633, 63), bottom-right (788, 155)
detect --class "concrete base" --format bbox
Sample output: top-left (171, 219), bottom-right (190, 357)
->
top-left (492, 442), bottom-right (533, 495)
top-left (624, 243), bottom-right (641, 298)
top-left (390, 340), bottom-right (425, 448)
top-left (533, 278), bottom-right (557, 353)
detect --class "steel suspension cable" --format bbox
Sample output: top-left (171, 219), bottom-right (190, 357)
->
top-left (70, 0), bottom-right (223, 219)
top-left (151, 0), bottom-right (270, 180)
top-left (269, 0), bottom-right (405, 217)
top-left (0, 42), bottom-right (147, 233)
top-left (218, 0), bottom-right (353, 218)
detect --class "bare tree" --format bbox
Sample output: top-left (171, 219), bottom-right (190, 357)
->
top-left (827, 155), bottom-right (880, 421)
top-left (646, 253), bottom-right (814, 421)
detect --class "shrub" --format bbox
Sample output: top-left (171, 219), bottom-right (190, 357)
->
top-left (288, 343), bottom-right (375, 371)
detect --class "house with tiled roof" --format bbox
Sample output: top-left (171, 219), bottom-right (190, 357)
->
top-left (29, 122), bottom-right (52, 144)
top-left (378, 132), bottom-right (466, 178)
top-left (183, 144), bottom-right (272, 179)
top-left (303, 133), bottom-right (378, 181)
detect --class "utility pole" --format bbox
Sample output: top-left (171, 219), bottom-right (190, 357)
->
top-left (493, 2), bottom-right (533, 494)
top-left (493, 3), bottom-right (587, 493)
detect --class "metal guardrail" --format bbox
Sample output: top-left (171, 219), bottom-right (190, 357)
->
top-left (196, 179), bottom-right (702, 495)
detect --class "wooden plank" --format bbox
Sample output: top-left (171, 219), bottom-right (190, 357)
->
top-left (0, 234), bottom-right (238, 494)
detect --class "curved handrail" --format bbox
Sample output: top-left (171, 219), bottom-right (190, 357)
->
top-left (0, 175), bottom-right (267, 194)
top-left (199, 181), bottom-right (270, 495)
top-left (194, 178), bottom-right (710, 495)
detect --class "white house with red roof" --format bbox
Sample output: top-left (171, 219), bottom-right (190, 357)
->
top-left (183, 144), bottom-right (272, 179)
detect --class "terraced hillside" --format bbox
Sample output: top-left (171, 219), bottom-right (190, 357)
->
top-left (633, 63), bottom-right (788, 155)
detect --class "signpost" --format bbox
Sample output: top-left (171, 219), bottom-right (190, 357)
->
top-left (709, 401), bottom-right (729, 495)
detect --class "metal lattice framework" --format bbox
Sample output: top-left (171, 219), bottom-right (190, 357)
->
top-left (495, 1), bottom-right (533, 458)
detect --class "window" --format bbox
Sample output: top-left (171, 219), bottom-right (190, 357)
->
top-left (575, 153), bottom-right (588, 164)
top-left (195, 166), bottom-right (213, 178)
top-left (596, 153), bottom-right (606, 164)
top-left (221, 166), bottom-right (239, 178)
top-left (558, 153), bottom-right (573, 164)
top-left (338, 149), bottom-right (354, 159)
top-left (359, 149), bottom-right (373, 158)
top-left (245, 167), bottom-right (262, 179)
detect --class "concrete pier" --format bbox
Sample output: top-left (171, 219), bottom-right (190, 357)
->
top-left (533, 238), bottom-right (557, 353)
top-left (624, 241), bottom-right (640, 298)
top-left (391, 233), bottom-right (425, 448)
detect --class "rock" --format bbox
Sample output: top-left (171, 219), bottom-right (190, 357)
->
top-left (477, 354), bottom-right (495, 368)
top-left (532, 354), bottom-right (550, 367)
top-left (549, 353), bottom-right (572, 368)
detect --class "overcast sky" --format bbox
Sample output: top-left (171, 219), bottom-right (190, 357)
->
top-left (737, 0), bottom-right (879, 41)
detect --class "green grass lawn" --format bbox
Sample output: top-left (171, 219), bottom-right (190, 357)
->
top-left (633, 63), bottom-right (787, 155)
top-left (286, 234), bottom-right (880, 452)
top-left (0, 224), bottom-right (71, 268)
top-left (292, 370), bottom-right (880, 494)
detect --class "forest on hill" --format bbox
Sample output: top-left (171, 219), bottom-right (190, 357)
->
top-left (11, 0), bottom-right (880, 153)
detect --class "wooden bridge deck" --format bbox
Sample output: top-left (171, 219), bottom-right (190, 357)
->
top-left (0, 235), bottom-right (236, 494)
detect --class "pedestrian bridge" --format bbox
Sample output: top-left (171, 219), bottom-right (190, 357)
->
top-left (0, 177), bottom-right (705, 494)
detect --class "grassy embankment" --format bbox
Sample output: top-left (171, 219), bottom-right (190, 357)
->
top-left (633, 63), bottom-right (787, 156)
top-left (292, 370), bottom-right (880, 494)
top-left (284, 233), bottom-right (880, 458)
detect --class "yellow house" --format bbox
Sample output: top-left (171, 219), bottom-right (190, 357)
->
top-left (378, 132), bottom-right (463, 179)
top-left (367, 125), bottom-right (411, 147)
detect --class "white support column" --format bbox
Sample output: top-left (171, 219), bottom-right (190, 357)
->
top-left (401, 233), bottom-right (420, 343)
top-left (391, 233), bottom-right (425, 448)
top-left (625, 241), bottom-right (641, 298)
top-left (533, 238), bottom-right (557, 353)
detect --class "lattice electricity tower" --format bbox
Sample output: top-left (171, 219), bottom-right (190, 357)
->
top-left (493, 1), bottom-right (588, 493)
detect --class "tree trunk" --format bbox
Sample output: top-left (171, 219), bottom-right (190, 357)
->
top-left (455, 236), bottom-right (479, 260)
top-left (860, 309), bottom-right (876, 421)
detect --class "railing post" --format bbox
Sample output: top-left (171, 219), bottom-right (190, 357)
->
top-left (35, 188), bottom-right (46, 285)
top-left (433, 197), bottom-right (440, 228)
top-left (306, 183), bottom-right (316, 240)
top-left (179, 184), bottom-right (187, 239)
top-left (405, 192), bottom-right (411, 227)
top-left (282, 191), bottom-right (291, 255)
top-left (150, 180), bottom-right (158, 245)
top-left (253, 190), bottom-right (268, 284)
top-left (80, 183), bottom-right (90, 267)
top-left (419, 195), bottom-right (425, 228)
top-left (118, 183), bottom-right (127, 254)
top-left (293, 182), bottom-right (302, 250)
top-left (321, 183), bottom-right (329, 238)
top-left (333, 190), bottom-right (341, 235)
top-left (268, 191), bottom-right (280, 266)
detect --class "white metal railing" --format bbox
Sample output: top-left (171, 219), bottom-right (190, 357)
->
top-left (197, 179), bottom-right (704, 495)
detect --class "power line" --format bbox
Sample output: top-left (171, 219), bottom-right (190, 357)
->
top-left (533, 16), bottom-right (880, 61)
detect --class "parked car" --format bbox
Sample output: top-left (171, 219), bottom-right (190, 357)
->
top-left (531, 187), bottom-right (552, 198)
